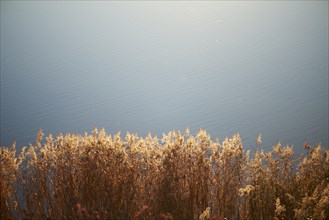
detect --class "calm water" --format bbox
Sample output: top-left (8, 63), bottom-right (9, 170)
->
top-left (1, 1), bottom-right (328, 154)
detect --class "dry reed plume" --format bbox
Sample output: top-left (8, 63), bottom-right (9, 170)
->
top-left (1, 128), bottom-right (328, 219)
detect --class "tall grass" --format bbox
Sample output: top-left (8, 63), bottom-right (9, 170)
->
top-left (1, 128), bottom-right (328, 219)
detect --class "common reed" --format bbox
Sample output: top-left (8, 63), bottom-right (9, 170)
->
top-left (1, 128), bottom-right (328, 219)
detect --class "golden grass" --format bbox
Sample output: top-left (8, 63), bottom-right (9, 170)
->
top-left (1, 128), bottom-right (328, 219)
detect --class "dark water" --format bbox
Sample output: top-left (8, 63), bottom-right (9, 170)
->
top-left (1, 1), bottom-right (328, 154)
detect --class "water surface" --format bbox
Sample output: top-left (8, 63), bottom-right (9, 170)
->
top-left (1, 1), bottom-right (328, 154)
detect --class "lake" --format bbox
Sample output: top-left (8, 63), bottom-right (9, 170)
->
top-left (1, 1), bottom-right (328, 154)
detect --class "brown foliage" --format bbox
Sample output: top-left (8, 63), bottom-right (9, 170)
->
top-left (1, 128), bottom-right (328, 219)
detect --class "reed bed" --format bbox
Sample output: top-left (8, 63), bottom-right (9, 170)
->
top-left (1, 128), bottom-right (328, 219)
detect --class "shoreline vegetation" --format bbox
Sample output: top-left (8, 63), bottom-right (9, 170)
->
top-left (1, 128), bottom-right (328, 220)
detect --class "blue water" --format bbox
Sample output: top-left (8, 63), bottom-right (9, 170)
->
top-left (1, 1), bottom-right (328, 154)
